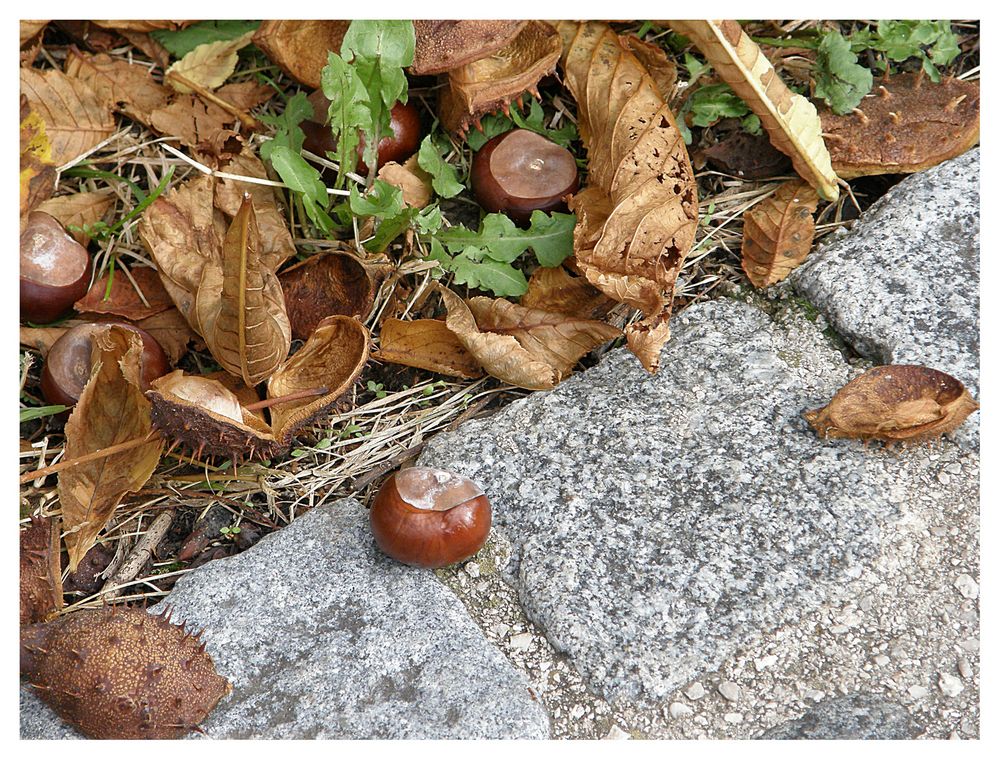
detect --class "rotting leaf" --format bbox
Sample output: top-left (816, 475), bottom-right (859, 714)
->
top-left (521, 265), bottom-right (616, 321)
top-left (196, 194), bottom-right (291, 387)
top-left (253, 20), bottom-right (349, 89)
top-left (439, 20), bottom-right (561, 137)
top-left (556, 21), bottom-right (698, 373)
top-left (375, 318), bottom-right (484, 379)
top-left (20, 97), bottom-right (56, 219)
top-left (20, 515), bottom-right (63, 625)
top-left (37, 189), bottom-right (116, 246)
top-left (20, 67), bottom-right (115, 168)
top-left (804, 365), bottom-right (979, 444)
top-left (267, 316), bottom-right (370, 443)
top-left (165, 30), bottom-right (255, 93)
top-left (278, 252), bottom-right (378, 341)
top-left (668, 20), bottom-right (840, 201)
top-left (703, 129), bottom-right (792, 179)
top-left (74, 266), bottom-right (174, 321)
top-left (411, 20), bottom-right (527, 75)
top-left (741, 180), bottom-right (819, 288)
top-left (439, 286), bottom-right (620, 390)
top-left (818, 73), bottom-right (980, 178)
top-left (59, 327), bottom-right (164, 571)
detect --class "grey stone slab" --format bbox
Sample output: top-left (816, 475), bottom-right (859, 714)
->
top-left (791, 149), bottom-right (980, 400)
top-left (21, 499), bottom-right (549, 740)
top-left (419, 297), bottom-right (974, 704)
top-left (760, 693), bottom-right (919, 739)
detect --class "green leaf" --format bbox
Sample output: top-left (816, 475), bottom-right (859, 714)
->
top-left (20, 405), bottom-right (68, 423)
top-left (349, 179), bottom-right (405, 219)
top-left (320, 52), bottom-right (370, 186)
top-left (520, 211), bottom-right (577, 267)
top-left (151, 20), bottom-right (260, 59)
top-left (682, 52), bottom-right (712, 83)
top-left (416, 204), bottom-right (443, 235)
top-left (259, 92), bottom-right (313, 161)
top-left (741, 114), bottom-right (762, 135)
top-left (467, 112), bottom-right (514, 150)
top-left (814, 30), bottom-right (874, 115)
top-left (466, 96), bottom-right (578, 151)
top-left (469, 259), bottom-right (529, 297)
top-left (687, 83), bottom-right (750, 127)
top-left (435, 211), bottom-right (575, 266)
top-left (417, 135), bottom-right (464, 198)
top-left (269, 146), bottom-right (327, 208)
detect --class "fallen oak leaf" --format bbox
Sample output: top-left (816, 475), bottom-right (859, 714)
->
top-left (165, 30), bottom-right (256, 94)
top-left (668, 20), bottom-right (840, 202)
top-left (439, 286), bottom-right (620, 390)
top-left (375, 318), bottom-right (484, 379)
top-left (741, 180), bottom-right (819, 288)
top-left (74, 266), bottom-right (175, 321)
top-left (58, 326), bottom-right (164, 571)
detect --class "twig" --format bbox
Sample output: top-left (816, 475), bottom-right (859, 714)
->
top-left (101, 510), bottom-right (175, 600)
top-left (19, 431), bottom-right (162, 484)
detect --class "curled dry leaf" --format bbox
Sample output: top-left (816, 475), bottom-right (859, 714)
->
top-left (818, 73), bottom-right (980, 178)
top-left (440, 286), bottom-right (620, 390)
top-left (20, 515), bottom-right (63, 625)
top-left (378, 154), bottom-right (434, 209)
top-left (375, 318), bottom-right (484, 379)
top-left (135, 309), bottom-right (199, 365)
top-left (21, 20), bottom-right (48, 47)
top-left (556, 21), bottom-right (698, 373)
top-left (741, 180), bottom-right (819, 288)
top-left (253, 20), bottom-right (349, 89)
top-left (669, 20), bottom-right (840, 202)
top-left (267, 316), bottom-right (370, 442)
top-left (411, 20), bottom-right (527, 75)
top-left (704, 129), bottom-right (792, 179)
top-left (620, 35), bottom-right (678, 99)
top-left (20, 96), bottom-right (56, 219)
top-left (20, 67), bottom-right (115, 168)
top-left (197, 194), bottom-right (291, 386)
top-left (58, 327), bottom-right (164, 572)
top-left (74, 266), bottom-right (175, 321)
top-left (64, 50), bottom-right (170, 125)
top-left (804, 365), bottom-right (979, 444)
top-left (279, 252), bottom-right (377, 341)
top-left (37, 188), bottom-right (116, 246)
top-left (166, 31), bottom-right (255, 93)
top-left (521, 265), bottom-right (616, 321)
top-left (439, 20), bottom-right (561, 136)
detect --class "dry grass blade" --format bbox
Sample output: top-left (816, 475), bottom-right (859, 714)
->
top-left (741, 180), bottom-right (819, 288)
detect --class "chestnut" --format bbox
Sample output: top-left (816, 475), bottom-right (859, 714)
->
top-left (21, 211), bottom-right (92, 324)
top-left (40, 322), bottom-right (170, 407)
top-left (302, 90), bottom-right (421, 174)
top-left (471, 129), bottom-right (579, 225)
top-left (370, 467), bottom-right (492, 569)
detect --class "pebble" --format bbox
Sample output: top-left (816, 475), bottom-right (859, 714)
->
top-left (874, 655), bottom-right (891, 667)
top-left (723, 712), bottom-right (744, 724)
top-left (685, 682), bottom-right (707, 700)
top-left (954, 574), bottom-right (979, 600)
top-left (958, 658), bottom-right (972, 680)
top-left (604, 725), bottom-right (631, 740)
top-left (959, 638), bottom-right (979, 653)
top-left (939, 673), bottom-right (964, 697)
top-left (908, 685), bottom-right (929, 699)
top-left (755, 654), bottom-right (778, 671)
top-left (509, 633), bottom-right (533, 651)
top-left (669, 702), bottom-right (694, 719)
top-left (718, 682), bottom-right (741, 702)
top-left (465, 562), bottom-right (480, 579)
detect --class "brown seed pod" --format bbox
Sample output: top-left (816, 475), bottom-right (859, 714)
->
top-left (370, 467), bottom-right (492, 569)
top-left (19, 515), bottom-right (63, 625)
top-left (411, 20), bottom-right (527, 75)
top-left (20, 606), bottom-right (231, 739)
top-left (804, 365), bottom-right (979, 444)
top-left (21, 211), bottom-right (92, 324)
top-left (278, 251), bottom-right (377, 341)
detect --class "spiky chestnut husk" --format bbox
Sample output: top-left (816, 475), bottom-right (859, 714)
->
top-left (19, 515), bottom-right (62, 625)
top-left (21, 606), bottom-right (231, 739)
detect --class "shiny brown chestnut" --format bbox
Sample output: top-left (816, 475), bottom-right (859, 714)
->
top-left (21, 211), bottom-right (92, 324)
top-left (471, 129), bottom-right (579, 225)
top-left (302, 91), bottom-right (422, 174)
top-left (40, 322), bottom-right (170, 407)
top-left (370, 467), bottom-right (492, 569)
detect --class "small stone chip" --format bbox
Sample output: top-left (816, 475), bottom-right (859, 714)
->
top-left (954, 574), bottom-right (979, 600)
top-left (755, 654), bottom-right (778, 671)
top-left (718, 681), bottom-right (740, 702)
top-left (723, 712), bottom-right (744, 724)
top-left (874, 655), bottom-right (891, 667)
top-left (685, 682), bottom-right (707, 700)
top-left (908, 685), bottom-right (929, 699)
top-left (939, 673), bottom-right (964, 697)
top-left (669, 702), bottom-right (694, 719)
top-left (958, 658), bottom-right (973, 680)
top-left (508, 632), bottom-right (533, 651)
top-left (604, 725), bottom-right (631, 740)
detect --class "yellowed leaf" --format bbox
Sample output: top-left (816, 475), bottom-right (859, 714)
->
top-left (59, 327), bottom-right (164, 571)
top-left (20, 99), bottom-right (55, 219)
top-left (37, 189), bottom-right (116, 246)
top-left (669, 20), bottom-right (840, 201)
top-left (166, 31), bottom-right (255, 94)
top-left (375, 318), bottom-right (484, 379)
top-left (741, 180), bottom-right (819, 288)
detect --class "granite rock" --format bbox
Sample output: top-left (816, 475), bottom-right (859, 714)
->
top-left (419, 297), bottom-right (974, 703)
top-left (791, 149), bottom-right (979, 403)
top-left (21, 499), bottom-right (549, 739)
top-left (760, 693), bottom-right (919, 739)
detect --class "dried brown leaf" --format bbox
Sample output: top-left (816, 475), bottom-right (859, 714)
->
top-left (148, 81), bottom-right (272, 154)
top-left (253, 20), bottom-right (349, 89)
top-left (118, 30), bottom-right (172, 70)
top-left (37, 189), bottom-right (116, 246)
top-left (20, 516), bottom-right (63, 625)
top-left (440, 286), bottom-right (619, 390)
top-left (439, 21), bottom-right (561, 136)
top-left (197, 195), bottom-right (291, 386)
top-left (620, 35), bottom-right (677, 99)
top-left (704, 129), bottom-right (792, 179)
top-left (377, 154), bottom-right (434, 209)
top-left (279, 252), bottom-right (376, 341)
top-left (267, 316), bottom-right (370, 442)
top-left (557, 21), bottom-right (698, 373)
top-left (135, 309), bottom-right (198, 365)
top-left (59, 327), bottom-right (164, 571)
top-left (20, 67), bottom-right (115, 167)
top-left (818, 73), bottom-right (980, 178)
top-left (90, 20), bottom-right (183, 33)
top-left (669, 20), bottom-right (840, 201)
top-left (375, 318), bottom-right (484, 379)
top-left (64, 50), bottom-right (171, 124)
top-left (166, 31), bottom-right (255, 94)
top-left (412, 20), bottom-right (527, 75)
top-left (741, 180), bottom-right (819, 288)
top-left (21, 21), bottom-right (48, 47)
top-left (521, 265), bottom-right (616, 320)
top-left (74, 266), bottom-right (174, 321)
top-left (804, 365), bottom-right (979, 444)
top-left (20, 325), bottom-right (68, 358)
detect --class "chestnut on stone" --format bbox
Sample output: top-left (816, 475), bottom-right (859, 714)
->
top-left (41, 322), bottom-right (170, 407)
top-left (471, 129), bottom-right (579, 224)
top-left (370, 467), bottom-right (492, 568)
top-left (21, 211), bottom-right (92, 324)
